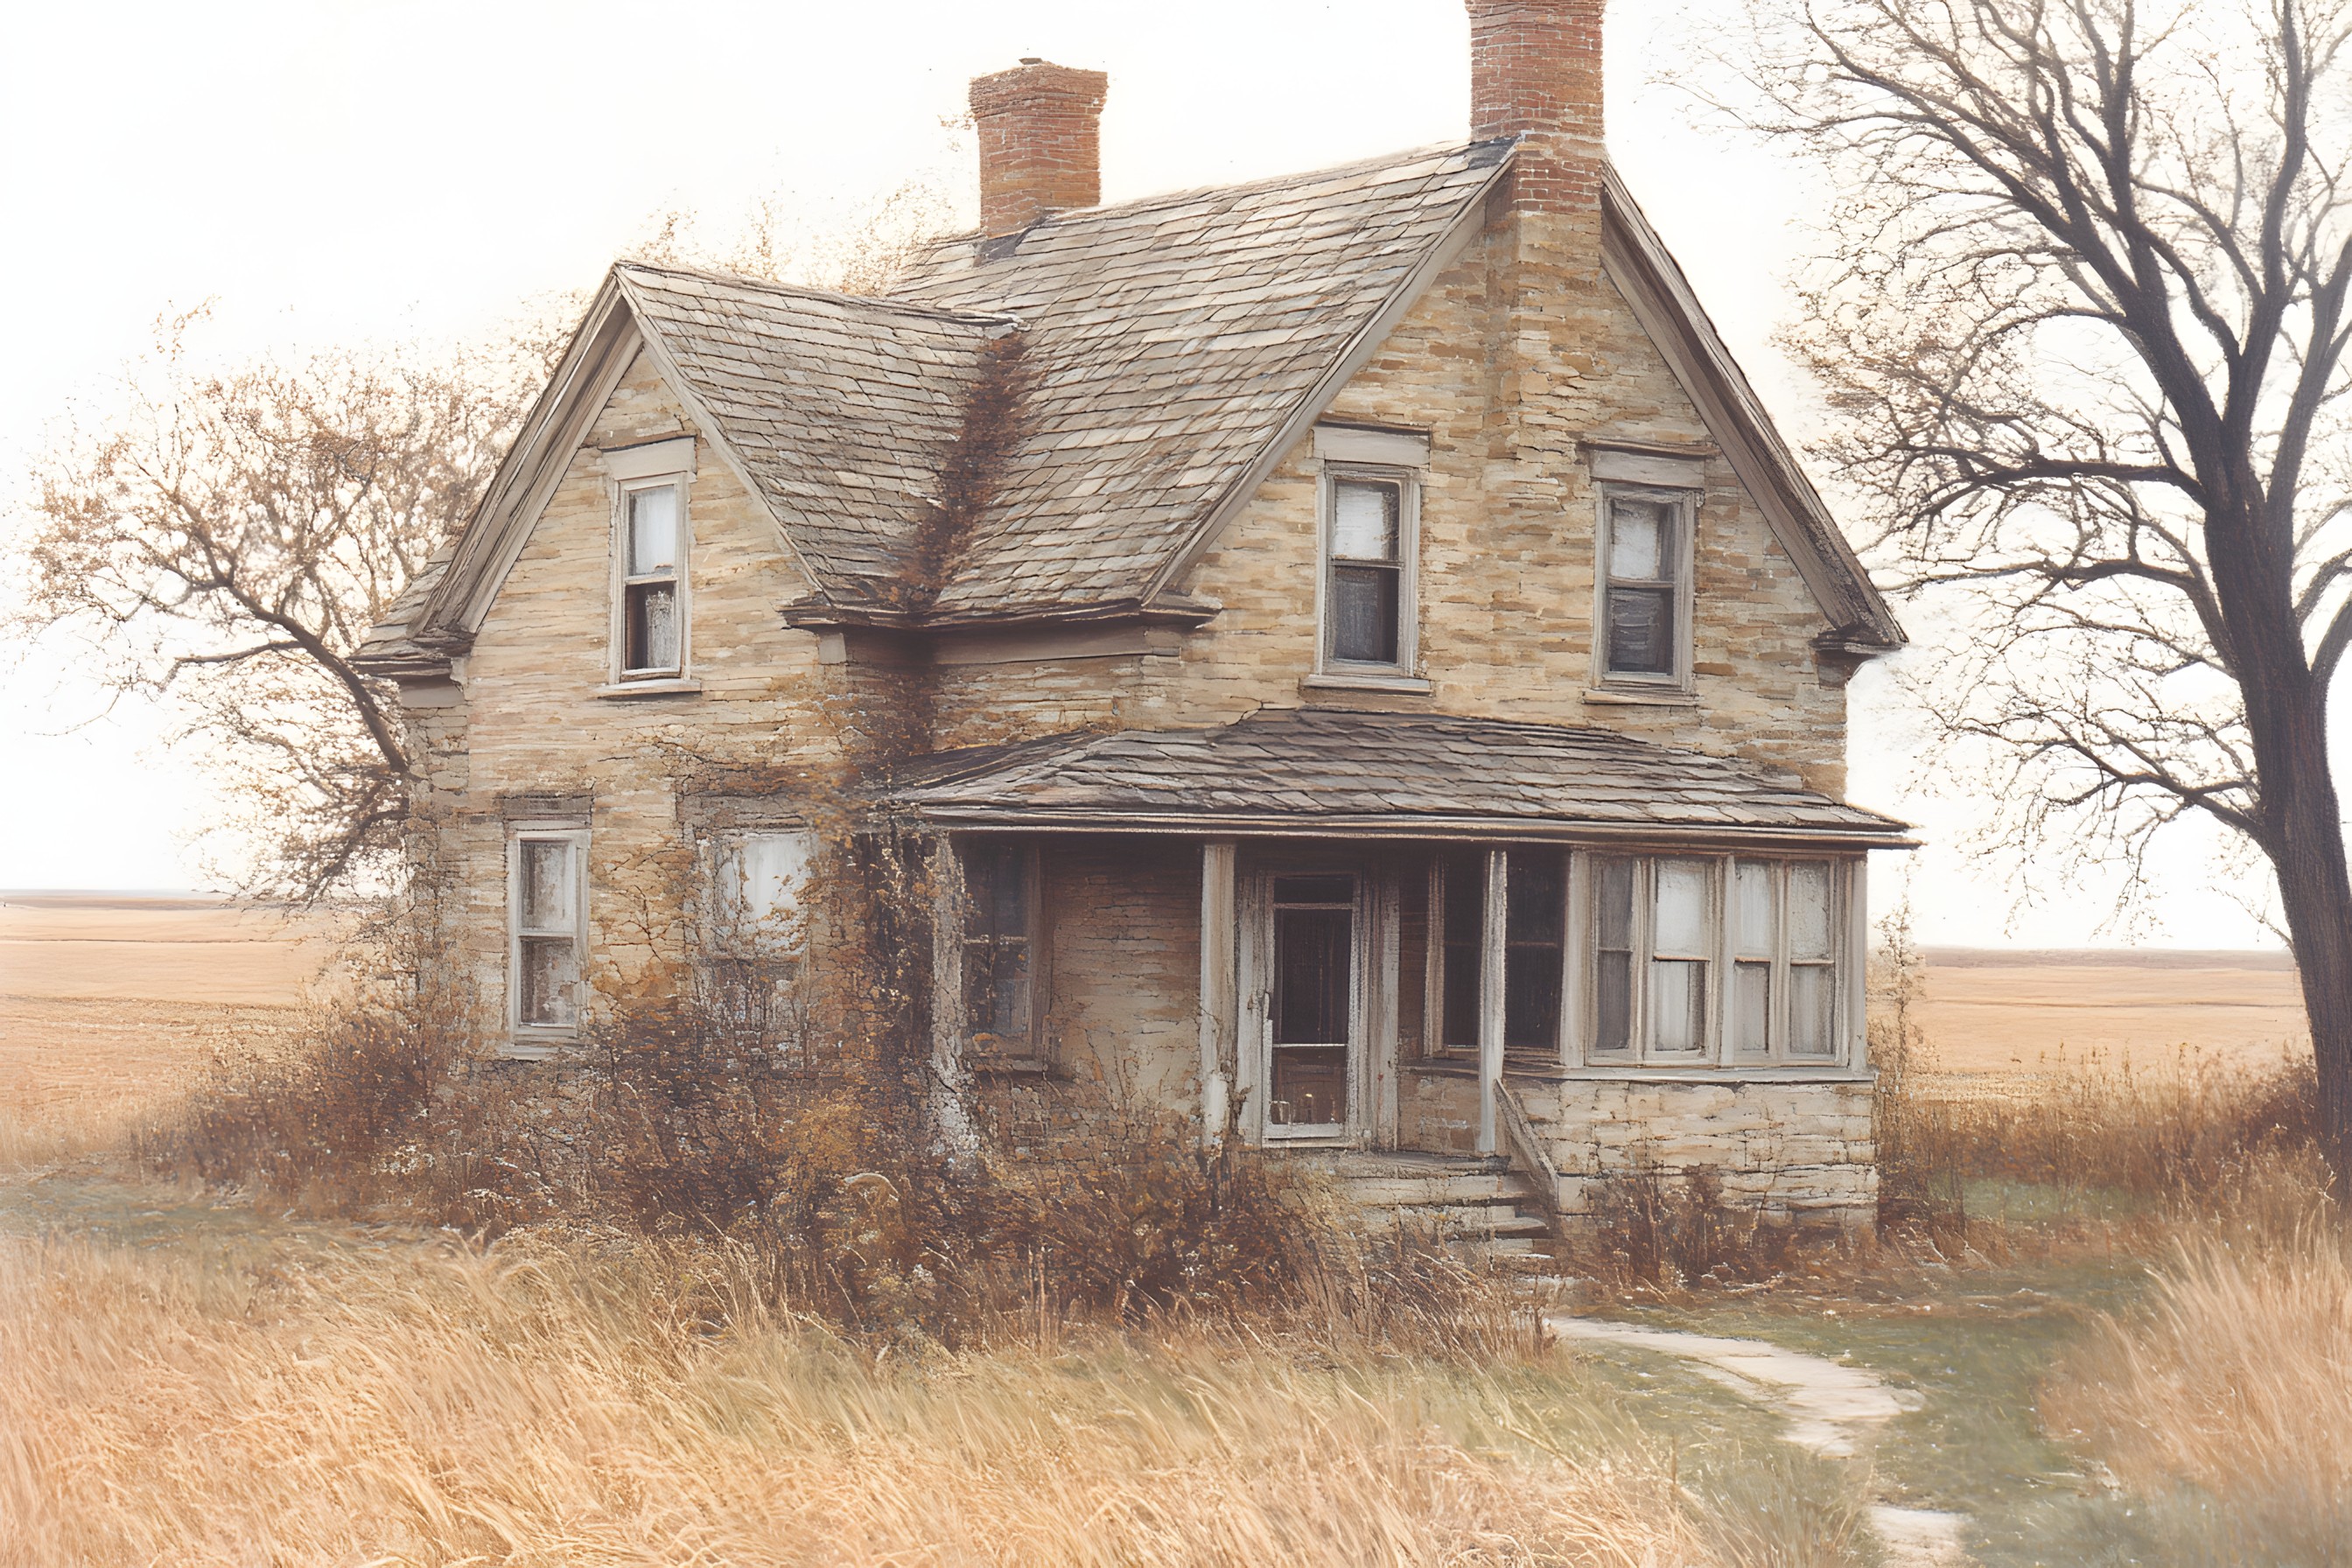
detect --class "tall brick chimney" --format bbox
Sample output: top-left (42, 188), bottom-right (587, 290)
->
top-left (1466, 0), bottom-right (1605, 220)
top-left (970, 59), bottom-right (1110, 237)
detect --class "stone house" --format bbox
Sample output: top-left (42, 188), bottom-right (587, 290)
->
top-left (356, 0), bottom-right (1910, 1232)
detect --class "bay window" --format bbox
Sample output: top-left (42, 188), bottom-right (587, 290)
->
top-left (1427, 848), bottom-right (1858, 1069)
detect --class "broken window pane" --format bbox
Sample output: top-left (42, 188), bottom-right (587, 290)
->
top-left (626, 582), bottom-right (680, 672)
top-left (734, 831), bottom-right (814, 924)
top-left (628, 486), bottom-right (678, 574)
top-left (520, 839), bottom-right (573, 933)
top-left (1330, 563), bottom-right (1401, 664)
top-left (518, 934), bottom-right (578, 1026)
top-left (1790, 965), bottom-right (1835, 1056)
top-left (1332, 480), bottom-right (1400, 561)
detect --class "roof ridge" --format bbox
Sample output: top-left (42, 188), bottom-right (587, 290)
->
top-left (613, 259), bottom-right (1018, 328)
top-left (901, 136), bottom-right (1516, 256)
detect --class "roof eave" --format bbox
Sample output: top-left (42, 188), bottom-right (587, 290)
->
top-left (895, 804), bottom-right (1916, 850)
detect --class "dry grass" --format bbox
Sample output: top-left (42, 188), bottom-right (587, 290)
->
top-left (0, 1225), bottom-right (1721, 1568)
top-left (2041, 1152), bottom-right (2352, 1561)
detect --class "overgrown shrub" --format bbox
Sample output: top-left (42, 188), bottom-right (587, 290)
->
top-left (1572, 1158), bottom-right (1810, 1290)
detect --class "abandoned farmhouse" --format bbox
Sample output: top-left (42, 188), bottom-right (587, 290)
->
top-left (355, 0), bottom-right (1910, 1232)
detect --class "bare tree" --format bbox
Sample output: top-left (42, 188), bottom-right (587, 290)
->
top-left (1726, 0), bottom-right (2352, 1172)
top-left (17, 312), bottom-right (541, 899)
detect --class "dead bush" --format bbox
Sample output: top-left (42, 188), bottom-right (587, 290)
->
top-left (1572, 1158), bottom-right (1811, 1291)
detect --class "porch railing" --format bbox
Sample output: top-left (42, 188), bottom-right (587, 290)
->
top-left (1494, 1077), bottom-right (1564, 1235)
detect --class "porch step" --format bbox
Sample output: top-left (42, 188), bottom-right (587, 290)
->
top-left (1313, 1152), bottom-right (1559, 1273)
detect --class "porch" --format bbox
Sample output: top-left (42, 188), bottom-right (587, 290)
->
top-left (893, 710), bottom-right (1910, 1225)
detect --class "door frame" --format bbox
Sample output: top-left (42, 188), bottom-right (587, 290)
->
top-left (1235, 857), bottom-right (1400, 1147)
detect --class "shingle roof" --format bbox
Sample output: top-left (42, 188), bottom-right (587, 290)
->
top-left (881, 143), bottom-right (1512, 617)
top-left (618, 267), bottom-right (1012, 601)
top-left (890, 710), bottom-right (1911, 844)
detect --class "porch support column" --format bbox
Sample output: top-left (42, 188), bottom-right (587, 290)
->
top-left (1478, 845), bottom-right (1508, 1157)
top-left (1198, 838), bottom-right (1239, 1147)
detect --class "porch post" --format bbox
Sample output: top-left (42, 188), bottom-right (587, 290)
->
top-left (1478, 845), bottom-right (1508, 1157)
top-left (1199, 838), bottom-right (1239, 1147)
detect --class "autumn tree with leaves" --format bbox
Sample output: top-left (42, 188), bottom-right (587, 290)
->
top-left (1735, 0), bottom-right (2352, 1172)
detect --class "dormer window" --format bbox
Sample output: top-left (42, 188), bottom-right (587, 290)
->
top-left (1597, 486), bottom-right (1696, 688)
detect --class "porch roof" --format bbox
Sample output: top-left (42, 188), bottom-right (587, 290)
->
top-left (888, 710), bottom-right (1912, 848)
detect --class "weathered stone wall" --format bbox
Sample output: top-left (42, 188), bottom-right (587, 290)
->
top-left (405, 350), bottom-right (844, 1027)
top-left (1039, 836), bottom-right (1200, 1109)
top-left (1533, 1074), bottom-right (1877, 1225)
top-left (928, 213), bottom-right (1852, 794)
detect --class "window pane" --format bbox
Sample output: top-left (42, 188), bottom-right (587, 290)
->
top-left (626, 582), bottom-right (680, 671)
top-left (520, 839), bottom-right (572, 933)
top-left (1650, 957), bottom-right (1706, 1053)
top-left (1733, 861), bottom-right (1776, 959)
top-left (965, 939), bottom-right (1031, 1040)
top-left (1332, 480), bottom-right (1400, 561)
top-left (628, 486), bottom-right (678, 574)
top-left (1507, 849), bottom-right (1565, 945)
top-left (518, 935), bottom-right (578, 1026)
top-left (1789, 862), bottom-right (1834, 960)
top-left (1504, 849), bottom-right (1564, 1055)
top-left (1790, 965), bottom-right (1836, 1056)
top-left (1654, 858), bottom-right (1712, 956)
top-left (1274, 906), bottom-right (1351, 1045)
top-left (1595, 858), bottom-right (1634, 948)
top-left (1440, 854), bottom-right (1483, 1049)
top-left (1273, 875), bottom-right (1354, 905)
top-left (1330, 564), bottom-right (1401, 664)
top-left (1733, 961), bottom-right (1771, 1056)
top-left (1594, 949), bottom-right (1632, 1053)
top-left (1270, 1046), bottom-right (1348, 1128)
top-left (1608, 498), bottom-right (1670, 580)
top-left (1605, 585), bottom-right (1674, 675)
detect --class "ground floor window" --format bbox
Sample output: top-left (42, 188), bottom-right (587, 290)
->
top-left (509, 828), bottom-right (587, 1037)
top-left (961, 839), bottom-right (1040, 1054)
top-left (1427, 848), bottom-right (1857, 1068)
top-left (704, 828), bottom-right (816, 1059)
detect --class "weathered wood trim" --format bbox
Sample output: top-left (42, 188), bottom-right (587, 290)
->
top-left (1494, 1077), bottom-right (1563, 1230)
top-left (913, 810), bottom-right (1915, 851)
top-left (1477, 845), bottom-right (1507, 1157)
top-left (1198, 839), bottom-right (1239, 1148)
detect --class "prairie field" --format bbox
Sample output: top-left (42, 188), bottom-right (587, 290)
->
top-left (0, 892), bottom-right (2345, 1566)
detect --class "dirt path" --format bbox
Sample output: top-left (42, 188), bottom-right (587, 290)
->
top-left (1547, 1314), bottom-right (1970, 1567)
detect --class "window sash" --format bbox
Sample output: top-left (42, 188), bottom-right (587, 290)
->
top-left (1321, 468), bottom-right (1416, 672)
top-left (511, 831), bottom-right (586, 1035)
top-left (615, 479), bottom-right (688, 679)
top-left (1598, 488), bottom-right (1692, 684)
top-left (1579, 854), bottom-right (1850, 1067)
top-left (961, 842), bottom-right (1039, 1052)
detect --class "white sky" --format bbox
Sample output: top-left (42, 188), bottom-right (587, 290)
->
top-left (0, 0), bottom-right (2285, 947)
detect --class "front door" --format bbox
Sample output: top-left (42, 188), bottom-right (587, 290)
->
top-left (1264, 873), bottom-right (1358, 1138)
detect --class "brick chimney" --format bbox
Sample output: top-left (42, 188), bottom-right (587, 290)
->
top-left (970, 59), bottom-right (1110, 237)
top-left (1466, 0), bottom-right (1605, 220)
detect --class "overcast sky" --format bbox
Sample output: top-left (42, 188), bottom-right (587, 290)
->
top-left (0, 0), bottom-right (2283, 947)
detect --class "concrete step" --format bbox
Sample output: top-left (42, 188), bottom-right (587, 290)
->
top-left (1340, 1172), bottom-right (1530, 1207)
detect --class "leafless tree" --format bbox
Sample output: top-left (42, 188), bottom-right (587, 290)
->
top-left (1728, 0), bottom-right (2352, 1172)
top-left (16, 312), bottom-right (542, 899)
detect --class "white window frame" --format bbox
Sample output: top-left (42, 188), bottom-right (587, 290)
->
top-left (700, 826), bottom-right (817, 1060)
top-left (508, 824), bottom-right (590, 1052)
top-left (1315, 462), bottom-right (1422, 678)
top-left (1573, 852), bottom-right (1860, 1068)
top-left (1592, 484), bottom-right (1698, 692)
top-left (604, 438), bottom-right (697, 686)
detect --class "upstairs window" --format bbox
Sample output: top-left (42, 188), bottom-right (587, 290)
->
top-left (620, 481), bottom-right (686, 676)
top-left (1599, 487), bottom-right (1694, 686)
top-left (1321, 469), bottom-right (1419, 673)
